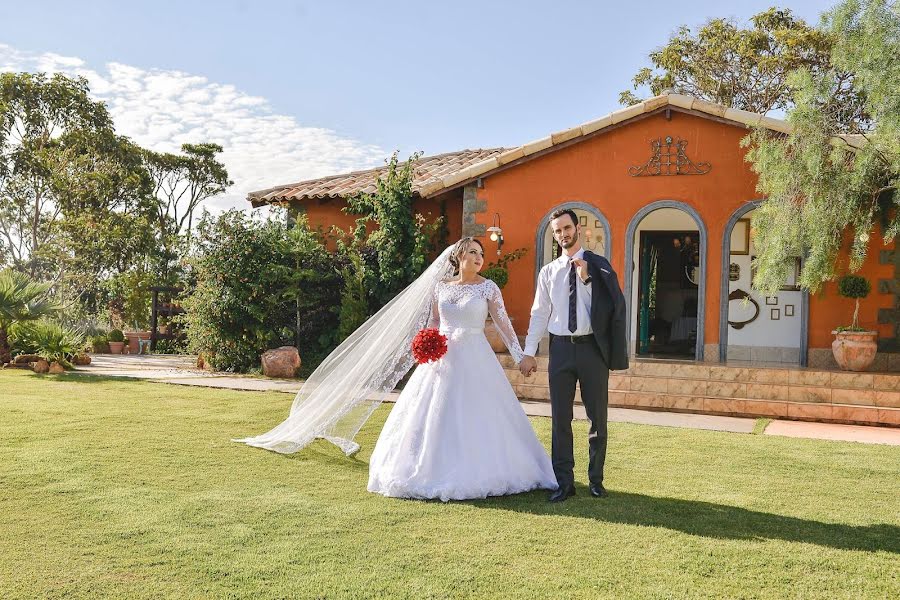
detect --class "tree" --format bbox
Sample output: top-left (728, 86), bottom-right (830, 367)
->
top-left (344, 151), bottom-right (442, 308)
top-left (620, 7), bottom-right (869, 130)
top-left (0, 72), bottom-right (114, 276)
top-left (743, 0), bottom-right (898, 294)
top-left (144, 143), bottom-right (231, 277)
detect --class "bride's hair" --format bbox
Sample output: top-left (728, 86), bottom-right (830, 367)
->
top-left (449, 237), bottom-right (484, 276)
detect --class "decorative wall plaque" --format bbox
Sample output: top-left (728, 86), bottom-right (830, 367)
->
top-left (729, 263), bottom-right (741, 281)
top-left (629, 136), bottom-right (712, 177)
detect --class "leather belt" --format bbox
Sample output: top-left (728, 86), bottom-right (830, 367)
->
top-left (552, 334), bottom-right (594, 344)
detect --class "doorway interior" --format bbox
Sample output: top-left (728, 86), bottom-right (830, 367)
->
top-left (637, 230), bottom-right (700, 358)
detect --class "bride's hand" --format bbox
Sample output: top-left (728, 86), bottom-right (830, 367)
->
top-left (519, 355), bottom-right (537, 377)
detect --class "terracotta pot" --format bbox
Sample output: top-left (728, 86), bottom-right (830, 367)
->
top-left (831, 330), bottom-right (878, 371)
top-left (484, 317), bottom-right (515, 353)
top-left (124, 331), bottom-right (151, 354)
top-left (109, 341), bottom-right (125, 354)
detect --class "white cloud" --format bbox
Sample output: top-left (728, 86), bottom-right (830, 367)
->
top-left (0, 43), bottom-right (386, 213)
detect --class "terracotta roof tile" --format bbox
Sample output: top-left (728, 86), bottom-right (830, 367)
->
top-left (249, 93), bottom-right (868, 206)
top-left (248, 148), bottom-right (506, 207)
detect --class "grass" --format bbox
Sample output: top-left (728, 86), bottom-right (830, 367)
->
top-left (752, 418), bottom-right (772, 435)
top-left (1, 369), bottom-right (898, 599)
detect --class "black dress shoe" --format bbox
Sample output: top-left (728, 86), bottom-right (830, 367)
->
top-left (589, 483), bottom-right (608, 498)
top-left (548, 486), bottom-right (576, 503)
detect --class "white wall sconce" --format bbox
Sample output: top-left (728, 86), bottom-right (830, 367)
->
top-left (487, 213), bottom-right (504, 256)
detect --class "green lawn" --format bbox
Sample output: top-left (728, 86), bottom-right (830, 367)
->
top-left (1, 370), bottom-right (898, 599)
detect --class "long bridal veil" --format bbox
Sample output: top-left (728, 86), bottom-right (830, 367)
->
top-left (234, 245), bottom-right (455, 456)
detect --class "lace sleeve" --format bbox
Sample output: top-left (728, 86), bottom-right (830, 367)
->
top-left (426, 286), bottom-right (440, 329)
top-left (486, 280), bottom-right (525, 364)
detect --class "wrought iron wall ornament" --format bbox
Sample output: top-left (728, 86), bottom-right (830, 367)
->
top-left (629, 136), bottom-right (712, 177)
top-left (728, 288), bottom-right (759, 330)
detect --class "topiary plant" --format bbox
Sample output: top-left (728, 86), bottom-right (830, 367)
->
top-left (481, 265), bottom-right (509, 289)
top-left (108, 329), bottom-right (125, 343)
top-left (836, 274), bottom-right (871, 331)
top-left (481, 247), bottom-right (528, 290)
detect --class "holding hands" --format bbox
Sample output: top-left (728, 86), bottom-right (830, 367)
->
top-left (519, 355), bottom-right (537, 377)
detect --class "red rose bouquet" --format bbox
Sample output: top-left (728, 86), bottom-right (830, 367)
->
top-left (411, 328), bottom-right (448, 364)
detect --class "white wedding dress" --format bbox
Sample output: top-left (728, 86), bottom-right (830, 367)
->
top-left (367, 279), bottom-right (558, 501)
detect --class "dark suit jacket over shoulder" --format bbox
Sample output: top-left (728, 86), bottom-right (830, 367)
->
top-left (584, 251), bottom-right (629, 371)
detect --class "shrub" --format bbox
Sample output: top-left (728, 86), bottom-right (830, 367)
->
top-left (836, 274), bottom-right (872, 331)
top-left (481, 265), bottom-right (509, 289)
top-left (481, 248), bottom-right (528, 290)
top-left (837, 274), bottom-right (871, 299)
top-left (338, 250), bottom-right (370, 341)
top-left (108, 329), bottom-right (125, 343)
top-left (90, 334), bottom-right (110, 353)
top-left (181, 211), bottom-right (342, 374)
top-left (11, 321), bottom-right (85, 368)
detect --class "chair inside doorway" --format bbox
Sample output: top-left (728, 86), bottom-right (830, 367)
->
top-left (637, 230), bottom-right (699, 359)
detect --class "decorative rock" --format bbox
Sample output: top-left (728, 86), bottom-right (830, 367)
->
top-left (33, 360), bottom-right (50, 373)
top-left (72, 354), bottom-right (92, 366)
top-left (261, 346), bottom-right (302, 378)
top-left (48, 361), bottom-right (66, 374)
top-left (14, 354), bottom-right (41, 364)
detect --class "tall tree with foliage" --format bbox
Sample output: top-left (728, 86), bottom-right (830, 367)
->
top-left (344, 151), bottom-right (442, 308)
top-left (0, 72), bottom-right (114, 276)
top-left (620, 7), bottom-right (869, 130)
top-left (145, 143), bottom-right (231, 276)
top-left (744, 0), bottom-right (898, 294)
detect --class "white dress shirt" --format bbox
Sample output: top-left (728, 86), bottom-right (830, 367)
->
top-left (524, 247), bottom-right (593, 356)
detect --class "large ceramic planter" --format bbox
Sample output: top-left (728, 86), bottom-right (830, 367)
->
top-left (108, 341), bottom-right (125, 354)
top-left (484, 317), bottom-right (515, 353)
top-left (124, 331), bottom-right (151, 354)
top-left (831, 330), bottom-right (878, 371)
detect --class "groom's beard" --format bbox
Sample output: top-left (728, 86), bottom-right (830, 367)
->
top-left (558, 232), bottom-right (579, 250)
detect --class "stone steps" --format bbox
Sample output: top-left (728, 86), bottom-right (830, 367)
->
top-left (497, 354), bottom-right (900, 427)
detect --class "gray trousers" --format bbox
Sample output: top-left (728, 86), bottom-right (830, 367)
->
top-left (548, 334), bottom-right (609, 489)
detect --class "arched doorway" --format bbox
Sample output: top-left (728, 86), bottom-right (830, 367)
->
top-left (719, 202), bottom-right (809, 365)
top-left (533, 201), bottom-right (611, 281)
top-left (623, 201), bottom-right (708, 361)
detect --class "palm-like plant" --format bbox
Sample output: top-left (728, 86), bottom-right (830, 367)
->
top-left (0, 269), bottom-right (61, 363)
top-left (11, 321), bottom-right (85, 368)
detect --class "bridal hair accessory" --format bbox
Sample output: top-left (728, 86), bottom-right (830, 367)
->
top-left (412, 328), bottom-right (448, 364)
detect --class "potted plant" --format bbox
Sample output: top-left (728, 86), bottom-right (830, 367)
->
top-left (832, 274), bottom-right (877, 371)
top-left (108, 329), bottom-right (125, 354)
top-left (90, 334), bottom-right (110, 354)
top-left (482, 248), bottom-right (528, 353)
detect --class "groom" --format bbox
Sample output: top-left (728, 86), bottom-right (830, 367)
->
top-left (519, 208), bottom-right (628, 502)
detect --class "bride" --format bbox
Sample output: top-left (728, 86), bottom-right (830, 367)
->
top-left (235, 237), bottom-right (557, 501)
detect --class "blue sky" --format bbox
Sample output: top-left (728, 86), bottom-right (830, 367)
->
top-left (1, 0), bottom-right (834, 210)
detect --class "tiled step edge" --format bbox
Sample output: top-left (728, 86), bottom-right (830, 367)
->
top-left (509, 383), bottom-right (900, 427)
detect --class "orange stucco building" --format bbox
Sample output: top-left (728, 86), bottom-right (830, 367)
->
top-left (250, 93), bottom-right (898, 372)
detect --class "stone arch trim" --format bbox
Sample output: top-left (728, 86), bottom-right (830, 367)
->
top-left (623, 200), bottom-right (708, 361)
top-left (719, 201), bottom-right (809, 365)
top-left (533, 201), bottom-right (612, 282)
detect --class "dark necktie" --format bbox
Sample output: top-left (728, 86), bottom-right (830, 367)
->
top-left (568, 259), bottom-right (577, 333)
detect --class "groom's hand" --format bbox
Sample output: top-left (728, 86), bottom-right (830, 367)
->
top-left (572, 258), bottom-right (590, 282)
top-left (519, 355), bottom-right (537, 377)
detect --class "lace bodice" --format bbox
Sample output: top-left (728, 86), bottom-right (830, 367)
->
top-left (428, 279), bottom-right (525, 364)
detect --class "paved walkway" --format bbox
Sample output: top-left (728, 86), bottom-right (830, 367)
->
top-left (74, 354), bottom-right (900, 445)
